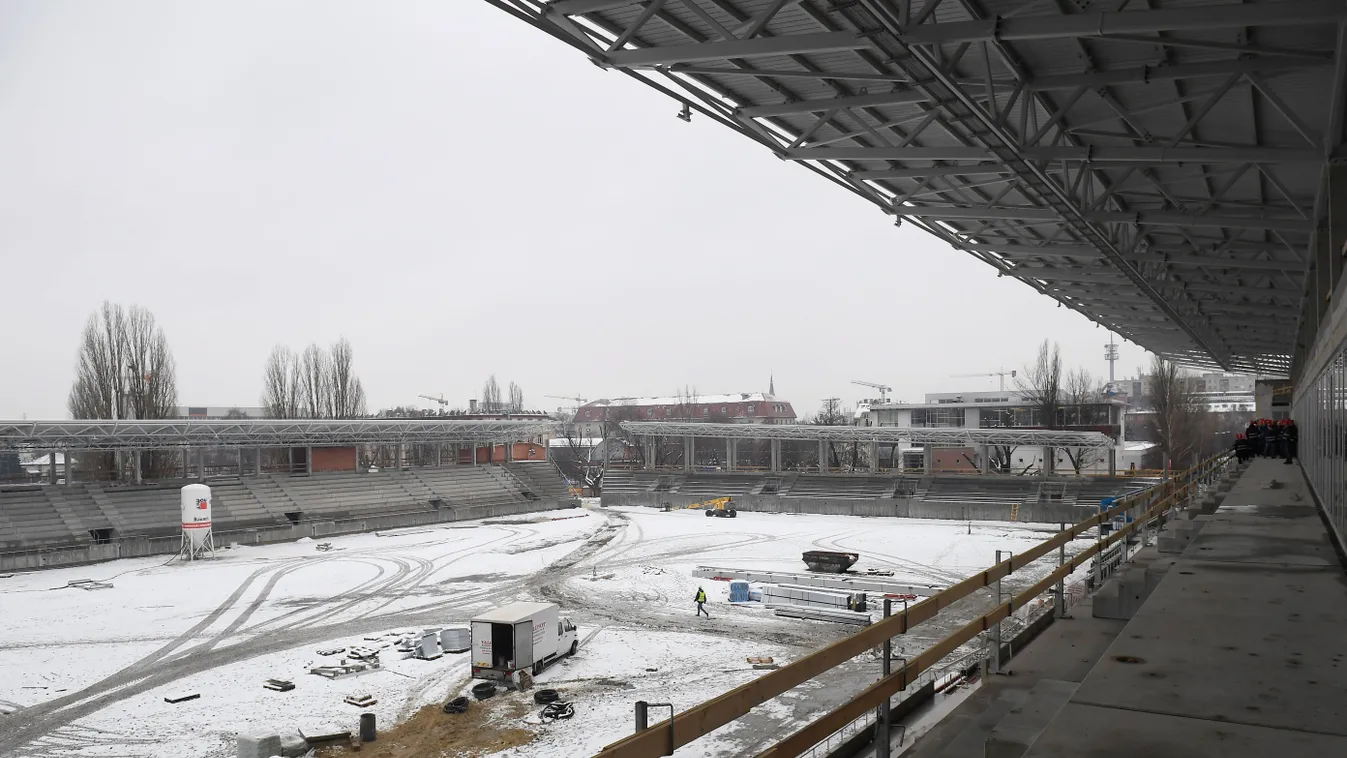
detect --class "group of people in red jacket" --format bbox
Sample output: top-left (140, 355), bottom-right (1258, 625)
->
top-left (1234, 418), bottom-right (1298, 464)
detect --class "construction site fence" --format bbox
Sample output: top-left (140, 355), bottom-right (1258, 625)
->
top-left (595, 450), bottom-right (1233, 758)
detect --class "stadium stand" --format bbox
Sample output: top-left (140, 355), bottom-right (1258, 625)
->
top-left (784, 475), bottom-right (902, 499)
top-left (503, 462), bottom-right (572, 500)
top-left (921, 476), bottom-right (1035, 507)
top-left (675, 473), bottom-right (761, 497)
top-left (0, 463), bottom-right (574, 553)
top-left (599, 470), bottom-right (658, 495)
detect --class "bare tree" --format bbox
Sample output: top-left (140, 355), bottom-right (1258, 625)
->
top-left (329, 338), bottom-right (367, 418)
top-left (1017, 339), bottom-right (1064, 474)
top-left (262, 339), bottom-right (365, 419)
top-left (807, 398), bottom-right (858, 470)
top-left (262, 346), bottom-right (301, 418)
top-left (68, 302), bottom-right (179, 479)
top-left (483, 375), bottom-right (502, 413)
top-left (1149, 355), bottom-right (1205, 469)
top-left (297, 344), bottom-right (331, 418)
top-left (507, 381), bottom-right (524, 414)
top-left (1062, 368), bottom-right (1102, 474)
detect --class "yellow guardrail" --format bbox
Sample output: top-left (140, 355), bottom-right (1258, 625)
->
top-left (594, 451), bottom-right (1232, 758)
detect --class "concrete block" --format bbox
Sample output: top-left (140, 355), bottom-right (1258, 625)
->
top-left (1092, 574), bottom-right (1133, 620)
top-left (1144, 558), bottom-right (1177, 595)
top-left (279, 732), bottom-right (308, 757)
top-left (236, 733), bottom-right (282, 758)
top-left (1119, 570), bottom-right (1149, 616)
top-left (985, 679), bottom-right (1079, 758)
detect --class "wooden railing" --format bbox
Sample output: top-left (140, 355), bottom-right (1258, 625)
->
top-left (593, 451), bottom-right (1233, 758)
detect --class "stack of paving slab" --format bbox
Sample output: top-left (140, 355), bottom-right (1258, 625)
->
top-left (440, 627), bottom-right (470, 653)
top-left (761, 583), bottom-right (865, 611)
top-left (693, 565), bottom-right (940, 596)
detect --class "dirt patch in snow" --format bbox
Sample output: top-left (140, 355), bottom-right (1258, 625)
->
top-left (317, 697), bottom-right (534, 758)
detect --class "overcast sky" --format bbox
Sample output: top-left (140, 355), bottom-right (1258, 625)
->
top-left (0, 1), bottom-right (1155, 420)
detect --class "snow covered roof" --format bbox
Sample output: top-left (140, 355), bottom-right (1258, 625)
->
top-left (584, 393), bottom-right (774, 407)
top-left (472, 601), bottom-right (555, 623)
top-left (548, 437), bottom-right (606, 447)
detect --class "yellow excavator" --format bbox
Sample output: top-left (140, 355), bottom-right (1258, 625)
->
top-left (661, 496), bottom-right (738, 518)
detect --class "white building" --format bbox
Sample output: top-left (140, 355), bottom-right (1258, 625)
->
top-left (858, 391), bottom-right (1129, 474)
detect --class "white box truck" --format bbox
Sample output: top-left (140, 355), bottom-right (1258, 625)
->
top-left (470, 601), bottom-right (578, 680)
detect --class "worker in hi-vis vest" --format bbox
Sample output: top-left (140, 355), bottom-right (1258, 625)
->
top-left (694, 587), bottom-right (711, 618)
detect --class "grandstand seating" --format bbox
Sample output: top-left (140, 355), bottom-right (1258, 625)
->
top-left (1074, 477), bottom-right (1158, 507)
top-left (600, 470), bottom-right (659, 495)
top-left (922, 476), bottom-right (1036, 507)
top-left (504, 462), bottom-right (572, 500)
top-left (675, 473), bottom-right (761, 497)
top-left (784, 475), bottom-right (900, 499)
top-left (0, 463), bottom-right (574, 552)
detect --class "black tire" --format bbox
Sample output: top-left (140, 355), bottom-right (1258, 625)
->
top-left (728, 509), bottom-right (737, 518)
top-left (570, 640), bottom-right (578, 656)
top-left (705, 509), bottom-right (714, 517)
top-left (443, 696), bottom-right (470, 714)
top-left (472, 682), bottom-right (497, 701)
top-left (534, 688), bottom-right (561, 704)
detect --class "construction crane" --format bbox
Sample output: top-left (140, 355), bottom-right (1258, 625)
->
top-left (850, 380), bottom-right (892, 403)
top-left (418, 394), bottom-right (450, 407)
top-left (950, 370), bottom-right (1018, 392)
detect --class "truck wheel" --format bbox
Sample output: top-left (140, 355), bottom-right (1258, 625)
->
top-left (728, 509), bottom-right (737, 518)
top-left (705, 509), bottom-right (714, 517)
top-left (570, 641), bottom-right (578, 656)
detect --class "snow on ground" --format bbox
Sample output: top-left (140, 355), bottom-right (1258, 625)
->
top-left (498, 627), bottom-right (795, 758)
top-left (0, 505), bottom-right (1095, 758)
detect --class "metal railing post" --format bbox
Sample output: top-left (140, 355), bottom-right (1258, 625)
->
top-left (876, 598), bottom-right (892, 758)
top-left (1056, 522), bottom-right (1067, 618)
top-left (992, 549), bottom-right (1003, 674)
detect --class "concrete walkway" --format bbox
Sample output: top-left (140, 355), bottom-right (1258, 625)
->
top-left (893, 457), bottom-right (1347, 758)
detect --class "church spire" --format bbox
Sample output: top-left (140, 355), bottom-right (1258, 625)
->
top-left (769, 373), bottom-right (775, 396)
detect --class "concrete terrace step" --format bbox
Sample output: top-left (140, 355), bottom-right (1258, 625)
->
top-left (44, 489), bottom-right (91, 543)
top-left (87, 487), bottom-right (132, 535)
top-left (985, 680), bottom-right (1078, 758)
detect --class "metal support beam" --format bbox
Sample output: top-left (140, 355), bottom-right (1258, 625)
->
top-left (605, 32), bottom-right (870, 67)
top-left (787, 146), bottom-right (1325, 163)
top-left (853, 165), bottom-right (1013, 180)
top-left (738, 88), bottom-right (925, 117)
top-left (897, 1), bottom-right (1347, 45)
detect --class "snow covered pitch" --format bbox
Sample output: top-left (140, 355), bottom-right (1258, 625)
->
top-left (0, 503), bottom-right (1091, 758)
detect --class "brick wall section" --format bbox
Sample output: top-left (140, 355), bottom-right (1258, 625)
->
top-left (311, 446), bottom-right (357, 472)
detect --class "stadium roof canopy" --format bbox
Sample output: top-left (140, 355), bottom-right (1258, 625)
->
top-left (619, 421), bottom-right (1114, 448)
top-left (488, 0), bottom-right (1347, 378)
top-left (0, 419), bottom-right (555, 452)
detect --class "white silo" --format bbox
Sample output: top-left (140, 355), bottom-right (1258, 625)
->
top-left (178, 483), bottom-right (215, 560)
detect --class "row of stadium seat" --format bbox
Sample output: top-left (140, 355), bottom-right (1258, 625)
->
top-left (0, 462), bottom-right (572, 552)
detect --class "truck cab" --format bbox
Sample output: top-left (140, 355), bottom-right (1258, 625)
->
top-left (471, 602), bottom-right (579, 680)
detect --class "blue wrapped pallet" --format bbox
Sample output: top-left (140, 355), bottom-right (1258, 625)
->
top-left (728, 580), bottom-right (751, 603)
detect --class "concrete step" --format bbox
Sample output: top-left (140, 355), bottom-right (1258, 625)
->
top-left (1092, 568), bottom-right (1149, 621)
top-left (984, 679), bottom-right (1079, 758)
top-left (1158, 518), bottom-right (1205, 554)
top-left (939, 689), bottom-right (1031, 757)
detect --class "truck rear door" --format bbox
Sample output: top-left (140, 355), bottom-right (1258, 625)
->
top-left (514, 619), bottom-right (534, 668)
top-left (471, 621), bottom-right (493, 669)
